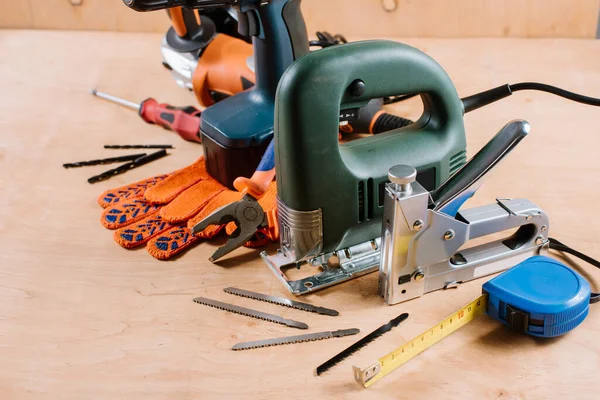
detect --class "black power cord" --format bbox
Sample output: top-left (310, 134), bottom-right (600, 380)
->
top-left (364, 82), bottom-right (599, 133)
top-left (381, 83), bottom-right (600, 111)
top-left (548, 238), bottom-right (600, 304)
top-left (462, 84), bottom-right (600, 303)
top-left (462, 82), bottom-right (600, 113)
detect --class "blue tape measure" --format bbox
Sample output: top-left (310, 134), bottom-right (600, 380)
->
top-left (484, 255), bottom-right (591, 337)
top-left (355, 255), bottom-right (593, 387)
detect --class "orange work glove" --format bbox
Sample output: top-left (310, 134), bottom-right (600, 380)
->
top-left (98, 157), bottom-right (277, 260)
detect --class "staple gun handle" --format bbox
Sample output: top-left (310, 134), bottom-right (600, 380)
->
top-left (431, 120), bottom-right (530, 216)
top-left (460, 199), bottom-right (547, 242)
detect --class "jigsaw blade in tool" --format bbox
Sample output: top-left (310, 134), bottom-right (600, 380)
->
top-left (315, 313), bottom-right (409, 376)
top-left (193, 297), bottom-right (308, 330)
top-left (232, 328), bottom-right (359, 351)
top-left (223, 287), bottom-right (339, 316)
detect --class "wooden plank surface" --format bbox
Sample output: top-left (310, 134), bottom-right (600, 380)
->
top-left (302, 0), bottom-right (600, 38)
top-left (0, 30), bottom-right (599, 399)
top-left (0, 0), bottom-right (33, 29)
top-left (0, 0), bottom-right (599, 38)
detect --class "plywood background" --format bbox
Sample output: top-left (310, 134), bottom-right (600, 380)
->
top-left (1, 0), bottom-right (599, 38)
top-left (1, 29), bottom-right (600, 399)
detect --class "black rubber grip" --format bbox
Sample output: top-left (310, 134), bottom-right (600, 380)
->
top-left (371, 113), bottom-right (413, 134)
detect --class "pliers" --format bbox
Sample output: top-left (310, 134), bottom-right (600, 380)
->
top-left (191, 194), bottom-right (267, 262)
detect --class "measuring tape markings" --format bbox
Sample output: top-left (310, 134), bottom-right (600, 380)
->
top-left (354, 294), bottom-right (488, 387)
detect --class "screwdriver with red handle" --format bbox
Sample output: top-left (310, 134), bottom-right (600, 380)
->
top-left (91, 90), bottom-right (202, 143)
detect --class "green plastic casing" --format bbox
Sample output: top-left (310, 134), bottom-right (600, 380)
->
top-left (274, 40), bottom-right (467, 254)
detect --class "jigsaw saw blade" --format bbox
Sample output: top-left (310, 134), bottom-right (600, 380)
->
top-left (315, 313), bottom-right (409, 376)
top-left (232, 328), bottom-right (360, 351)
top-left (223, 287), bottom-right (339, 316)
top-left (193, 297), bottom-right (309, 330)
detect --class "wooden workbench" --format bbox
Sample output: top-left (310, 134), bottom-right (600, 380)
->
top-left (1, 30), bottom-right (599, 399)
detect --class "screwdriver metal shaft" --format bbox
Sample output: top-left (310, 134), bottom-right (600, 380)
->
top-left (91, 90), bottom-right (141, 112)
top-left (90, 89), bottom-right (202, 143)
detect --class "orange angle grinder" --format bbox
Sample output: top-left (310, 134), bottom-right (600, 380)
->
top-left (162, 6), bottom-right (255, 108)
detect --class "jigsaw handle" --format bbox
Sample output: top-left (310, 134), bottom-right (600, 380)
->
top-left (275, 40), bottom-right (467, 253)
top-left (431, 120), bottom-right (530, 216)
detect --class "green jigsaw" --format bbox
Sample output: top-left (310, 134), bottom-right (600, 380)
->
top-left (262, 40), bottom-right (468, 294)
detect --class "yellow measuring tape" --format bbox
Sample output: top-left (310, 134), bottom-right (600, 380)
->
top-left (353, 293), bottom-right (488, 388)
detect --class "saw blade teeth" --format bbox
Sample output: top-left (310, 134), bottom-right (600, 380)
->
top-left (315, 313), bottom-right (409, 376)
top-left (232, 329), bottom-right (359, 351)
top-left (225, 289), bottom-right (295, 310)
top-left (193, 297), bottom-right (300, 328)
top-left (223, 287), bottom-right (336, 315)
top-left (316, 332), bottom-right (385, 375)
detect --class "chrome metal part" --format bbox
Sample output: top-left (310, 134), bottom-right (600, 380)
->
top-left (380, 185), bottom-right (550, 305)
top-left (232, 328), bottom-right (359, 351)
top-left (413, 219), bottom-right (424, 231)
top-left (192, 297), bottom-right (308, 329)
top-left (496, 197), bottom-right (517, 216)
top-left (413, 269), bottom-right (425, 281)
top-left (443, 281), bottom-right (461, 290)
top-left (275, 196), bottom-right (323, 262)
top-left (444, 230), bottom-right (455, 240)
top-left (379, 121), bottom-right (546, 305)
top-left (353, 362), bottom-right (381, 386)
top-left (378, 178), bottom-right (430, 302)
top-left (388, 164), bottom-right (416, 193)
top-left (90, 90), bottom-right (141, 112)
top-left (223, 287), bottom-right (339, 316)
top-left (160, 37), bottom-right (200, 91)
top-left (262, 237), bottom-right (381, 295)
top-left (191, 194), bottom-right (267, 262)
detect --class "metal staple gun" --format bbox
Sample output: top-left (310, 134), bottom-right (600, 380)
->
top-left (379, 120), bottom-right (550, 305)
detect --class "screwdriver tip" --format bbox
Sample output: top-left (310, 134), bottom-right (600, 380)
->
top-left (90, 89), bottom-right (97, 96)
